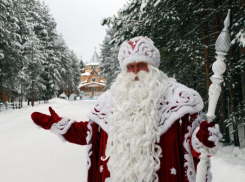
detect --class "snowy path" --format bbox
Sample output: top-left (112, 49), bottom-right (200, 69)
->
top-left (0, 99), bottom-right (95, 182)
top-left (1, 98), bottom-right (245, 182)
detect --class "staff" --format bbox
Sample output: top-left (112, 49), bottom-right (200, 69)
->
top-left (196, 9), bottom-right (231, 182)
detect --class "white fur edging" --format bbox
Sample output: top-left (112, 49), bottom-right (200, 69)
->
top-left (50, 117), bottom-right (75, 142)
top-left (159, 80), bottom-right (204, 135)
top-left (183, 115), bottom-right (202, 182)
top-left (118, 36), bottom-right (160, 71)
top-left (87, 91), bottom-right (111, 133)
top-left (191, 125), bottom-right (220, 156)
top-left (183, 115), bottom-right (214, 182)
top-left (191, 123), bottom-right (221, 182)
top-left (86, 120), bottom-right (93, 170)
top-left (87, 80), bottom-right (204, 137)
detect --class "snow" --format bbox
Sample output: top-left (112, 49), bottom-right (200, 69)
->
top-left (59, 92), bottom-right (68, 99)
top-left (154, 0), bottom-right (162, 7)
top-left (233, 29), bottom-right (245, 47)
top-left (69, 93), bottom-right (77, 101)
top-left (0, 98), bottom-right (95, 182)
top-left (1, 98), bottom-right (245, 182)
top-left (0, 53), bottom-right (4, 59)
top-left (211, 146), bottom-right (245, 182)
top-left (86, 63), bottom-right (99, 66)
top-left (78, 82), bottom-right (105, 88)
top-left (140, 0), bottom-right (149, 12)
top-left (81, 72), bottom-right (91, 76)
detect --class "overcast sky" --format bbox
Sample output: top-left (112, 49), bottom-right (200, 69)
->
top-left (42, 0), bottom-right (128, 63)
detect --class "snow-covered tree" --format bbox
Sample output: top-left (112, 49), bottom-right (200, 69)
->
top-left (0, 0), bottom-right (21, 101)
top-left (79, 58), bottom-right (85, 70)
top-left (100, 29), bottom-right (120, 89)
top-left (0, 0), bottom-right (81, 106)
top-left (101, 0), bottom-right (245, 147)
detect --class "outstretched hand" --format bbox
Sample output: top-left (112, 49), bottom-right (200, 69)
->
top-left (31, 107), bottom-right (62, 130)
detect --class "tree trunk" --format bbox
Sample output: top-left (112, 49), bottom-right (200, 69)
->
top-left (213, 0), bottom-right (222, 39)
top-left (229, 81), bottom-right (240, 147)
top-left (31, 80), bottom-right (34, 107)
top-left (226, 0), bottom-right (240, 147)
top-left (219, 90), bottom-right (230, 144)
top-left (192, 64), bottom-right (197, 90)
top-left (242, 69), bottom-right (245, 147)
top-left (240, 0), bottom-right (245, 148)
top-left (31, 43), bottom-right (34, 107)
top-left (202, 0), bottom-right (211, 97)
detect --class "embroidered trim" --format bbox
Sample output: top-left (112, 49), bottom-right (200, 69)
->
top-left (87, 90), bottom-right (111, 133)
top-left (159, 80), bottom-right (204, 135)
top-left (183, 115), bottom-right (201, 182)
top-left (191, 125), bottom-right (220, 156)
top-left (86, 120), bottom-right (93, 170)
top-left (50, 117), bottom-right (75, 142)
top-left (191, 126), bottom-right (202, 153)
top-left (86, 80), bottom-right (206, 181)
top-left (87, 80), bottom-right (204, 136)
top-left (190, 122), bottom-right (221, 182)
top-left (170, 167), bottom-right (177, 175)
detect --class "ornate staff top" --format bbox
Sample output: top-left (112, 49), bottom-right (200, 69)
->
top-left (215, 10), bottom-right (231, 53)
top-left (206, 9), bottom-right (231, 122)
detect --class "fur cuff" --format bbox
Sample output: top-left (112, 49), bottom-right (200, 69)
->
top-left (208, 124), bottom-right (223, 146)
top-left (50, 117), bottom-right (75, 142)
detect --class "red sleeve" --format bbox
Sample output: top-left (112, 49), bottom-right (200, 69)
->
top-left (62, 121), bottom-right (89, 145)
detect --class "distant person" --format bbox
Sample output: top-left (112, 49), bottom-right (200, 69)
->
top-left (31, 36), bottom-right (222, 182)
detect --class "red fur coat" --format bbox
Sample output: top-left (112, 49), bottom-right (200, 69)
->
top-left (50, 80), bottom-right (219, 182)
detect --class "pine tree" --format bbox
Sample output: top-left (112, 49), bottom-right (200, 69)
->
top-left (0, 0), bottom-right (21, 102)
top-left (100, 0), bottom-right (245, 146)
top-left (100, 29), bottom-right (120, 89)
top-left (0, 0), bottom-right (81, 106)
top-left (79, 58), bottom-right (85, 70)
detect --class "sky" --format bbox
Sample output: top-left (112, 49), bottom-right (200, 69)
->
top-left (42, 0), bottom-right (128, 63)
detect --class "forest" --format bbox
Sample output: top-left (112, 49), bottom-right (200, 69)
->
top-left (0, 0), bottom-right (81, 106)
top-left (1, 0), bottom-right (245, 147)
top-left (100, 0), bottom-right (245, 147)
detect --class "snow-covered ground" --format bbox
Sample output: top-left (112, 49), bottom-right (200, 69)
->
top-left (211, 146), bottom-right (245, 181)
top-left (0, 98), bottom-right (245, 182)
top-left (0, 98), bottom-right (94, 182)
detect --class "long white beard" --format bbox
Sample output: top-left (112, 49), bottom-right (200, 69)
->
top-left (105, 65), bottom-right (168, 182)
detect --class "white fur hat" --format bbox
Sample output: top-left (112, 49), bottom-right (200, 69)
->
top-left (118, 36), bottom-right (160, 71)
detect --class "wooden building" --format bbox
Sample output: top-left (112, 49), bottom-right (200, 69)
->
top-left (79, 50), bottom-right (106, 98)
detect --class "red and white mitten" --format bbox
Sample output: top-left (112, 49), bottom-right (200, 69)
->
top-left (31, 107), bottom-right (75, 141)
top-left (31, 107), bottom-right (62, 130)
top-left (191, 121), bottom-right (222, 158)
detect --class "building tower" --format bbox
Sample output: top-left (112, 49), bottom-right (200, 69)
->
top-left (79, 50), bottom-right (106, 98)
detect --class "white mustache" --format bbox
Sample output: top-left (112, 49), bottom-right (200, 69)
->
top-left (125, 70), bottom-right (149, 82)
